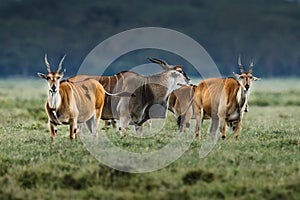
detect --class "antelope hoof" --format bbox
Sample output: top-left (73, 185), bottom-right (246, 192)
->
top-left (235, 135), bottom-right (239, 140)
top-left (119, 127), bottom-right (127, 139)
top-left (186, 123), bottom-right (190, 128)
top-left (70, 134), bottom-right (75, 140)
top-left (222, 135), bottom-right (226, 140)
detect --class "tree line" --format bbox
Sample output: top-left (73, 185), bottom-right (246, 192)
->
top-left (0, 0), bottom-right (299, 78)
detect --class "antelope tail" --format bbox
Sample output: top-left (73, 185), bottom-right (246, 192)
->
top-left (105, 91), bottom-right (134, 97)
top-left (181, 86), bottom-right (197, 115)
top-left (181, 96), bottom-right (194, 115)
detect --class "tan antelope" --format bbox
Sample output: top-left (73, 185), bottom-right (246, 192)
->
top-left (168, 85), bottom-right (197, 132)
top-left (194, 55), bottom-right (260, 139)
top-left (38, 54), bottom-right (106, 140)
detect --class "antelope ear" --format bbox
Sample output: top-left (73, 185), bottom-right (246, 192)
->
top-left (60, 69), bottom-right (66, 77)
top-left (253, 76), bottom-right (261, 81)
top-left (37, 72), bottom-right (47, 79)
top-left (233, 72), bottom-right (241, 79)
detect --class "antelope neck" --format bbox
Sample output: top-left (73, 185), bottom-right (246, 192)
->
top-left (48, 90), bottom-right (60, 110)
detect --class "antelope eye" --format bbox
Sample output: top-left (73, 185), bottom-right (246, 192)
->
top-left (249, 76), bottom-right (253, 79)
top-left (176, 69), bottom-right (183, 73)
top-left (46, 76), bottom-right (51, 80)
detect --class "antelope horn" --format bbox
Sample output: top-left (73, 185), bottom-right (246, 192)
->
top-left (147, 57), bottom-right (169, 70)
top-left (237, 54), bottom-right (244, 73)
top-left (249, 57), bottom-right (254, 73)
top-left (44, 54), bottom-right (51, 72)
top-left (57, 54), bottom-right (66, 73)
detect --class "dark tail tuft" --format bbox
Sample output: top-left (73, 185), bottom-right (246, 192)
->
top-left (177, 115), bottom-right (185, 129)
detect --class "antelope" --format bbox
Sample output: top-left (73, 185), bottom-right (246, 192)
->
top-left (133, 85), bottom-right (197, 133)
top-left (38, 54), bottom-right (106, 140)
top-left (194, 55), bottom-right (260, 139)
top-left (168, 85), bottom-right (197, 132)
top-left (69, 71), bottom-right (138, 129)
top-left (117, 58), bottom-right (190, 137)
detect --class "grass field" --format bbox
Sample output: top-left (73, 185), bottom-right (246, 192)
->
top-left (0, 78), bottom-right (299, 200)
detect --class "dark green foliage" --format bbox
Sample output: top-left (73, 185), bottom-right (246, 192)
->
top-left (182, 168), bottom-right (215, 185)
top-left (0, 0), bottom-right (300, 77)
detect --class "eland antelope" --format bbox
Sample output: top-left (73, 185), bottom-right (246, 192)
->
top-left (168, 84), bottom-right (197, 132)
top-left (194, 55), bottom-right (260, 139)
top-left (69, 71), bottom-right (139, 129)
top-left (116, 58), bottom-right (190, 137)
top-left (38, 54), bottom-right (105, 140)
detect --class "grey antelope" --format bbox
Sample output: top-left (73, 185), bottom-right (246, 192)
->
top-left (38, 54), bottom-right (105, 140)
top-left (194, 55), bottom-right (260, 139)
top-left (116, 58), bottom-right (190, 137)
top-left (137, 85), bottom-right (197, 133)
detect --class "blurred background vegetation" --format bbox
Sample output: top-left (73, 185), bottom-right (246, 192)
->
top-left (0, 0), bottom-right (300, 78)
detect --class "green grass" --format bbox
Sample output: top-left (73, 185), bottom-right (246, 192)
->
top-left (249, 78), bottom-right (300, 106)
top-left (0, 78), bottom-right (299, 200)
